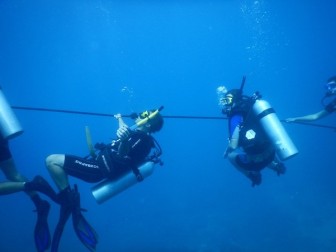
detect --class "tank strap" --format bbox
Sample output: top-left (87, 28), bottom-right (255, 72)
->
top-left (131, 136), bottom-right (163, 181)
top-left (255, 108), bottom-right (275, 120)
top-left (130, 164), bottom-right (144, 182)
top-left (146, 137), bottom-right (163, 166)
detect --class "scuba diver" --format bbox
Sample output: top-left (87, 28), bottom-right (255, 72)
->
top-left (25, 107), bottom-right (164, 251)
top-left (217, 77), bottom-right (298, 186)
top-left (286, 76), bottom-right (336, 122)
top-left (0, 87), bottom-right (54, 252)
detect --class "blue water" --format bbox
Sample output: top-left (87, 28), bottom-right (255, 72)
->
top-left (1, 1), bottom-right (336, 251)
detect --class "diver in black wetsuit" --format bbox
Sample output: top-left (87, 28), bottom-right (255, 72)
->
top-left (217, 84), bottom-right (286, 186)
top-left (0, 87), bottom-right (53, 252)
top-left (25, 108), bottom-right (164, 252)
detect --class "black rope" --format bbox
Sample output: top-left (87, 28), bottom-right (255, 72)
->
top-left (11, 105), bottom-right (336, 131)
top-left (12, 106), bottom-right (128, 118)
top-left (162, 115), bottom-right (226, 120)
top-left (11, 106), bottom-right (226, 120)
top-left (280, 119), bottom-right (336, 131)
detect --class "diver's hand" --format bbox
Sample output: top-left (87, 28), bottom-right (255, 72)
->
top-left (116, 125), bottom-right (131, 140)
top-left (114, 113), bottom-right (122, 120)
top-left (284, 118), bottom-right (297, 123)
top-left (115, 113), bottom-right (128, 128)
top-left (223, 146), bottom-right (233, 158)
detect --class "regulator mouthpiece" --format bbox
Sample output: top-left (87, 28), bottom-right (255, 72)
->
top-left (216, 86), bottom-right (228, 107)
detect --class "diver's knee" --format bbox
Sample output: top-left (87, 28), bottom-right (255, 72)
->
top-left (45, 154), bottom-right (65, 170)
top-left (227, 151), bottom-right (237, 162)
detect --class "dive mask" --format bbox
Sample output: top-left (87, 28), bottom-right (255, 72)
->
top-left (139, 110), bottom-right (150, 119)
top-left (220, 94), bottom-right (234, 114)
top-left (223, 94), bottom-right (233, 105)
top-left (326, 81), bottom-right (336, 96)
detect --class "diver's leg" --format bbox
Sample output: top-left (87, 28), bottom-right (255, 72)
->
top-left (0, 158), bottom-right (28, 194)
top-left (267, 156), bottom-right (286, 175)
top-left (228, 152), bottom-right (250, 176)
top-left (45, 154), bottom-right (69, 191)
top-left (228, 152), bottom-right (261, 186)
top-left (1, 158), bottom-right (52, 251)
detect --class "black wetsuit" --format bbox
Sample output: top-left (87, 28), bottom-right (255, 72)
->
top-left (63, 130), bottom-right (156, 183)
top-left (0, 135), bottom-right (12, 162)
top-left (227, 98), bottom-right (275, 171)
top-left (325, 97), bottom-right (336, 113)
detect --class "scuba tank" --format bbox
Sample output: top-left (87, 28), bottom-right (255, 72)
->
top-left (218, 76), bottom-right (298, 160)
top-left (0, 87), bottom-right (23, 139)
top-left (91, 161), bottom-right (155, 204)
top-left (252, 96), bottom-right (298, 160)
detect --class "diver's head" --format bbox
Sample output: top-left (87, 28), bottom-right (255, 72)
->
top-left (325, 76), bottom-right (336, 96)
top-left (217, 86), bottom-right (242, 105)
top-left (224, 89), bottom-right (242, 112)
top-left (217, 86), bottom-right (242, 115)
top-left (136, 109), bottom-right (164, 133)
top-left (225, 89), bottom-right (242, 103)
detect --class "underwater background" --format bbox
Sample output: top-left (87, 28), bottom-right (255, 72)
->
top-left (0, 0), bottom-right (335, 251)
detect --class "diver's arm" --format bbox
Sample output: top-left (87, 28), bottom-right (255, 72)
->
top-left (114, 113), bottom-right (131, 139)
top-left (229, 125), bottom-right (240, 149)
top-left (224, 125), bottom-right (240, 158)
top-left (114, 113), bottom-right (128, 128)
top-left (285, 109), bottom-right (329, 122)
top-left (114, 113), bottom-right (133, 157)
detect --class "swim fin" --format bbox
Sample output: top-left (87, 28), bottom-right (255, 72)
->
top-left (51, 185), bottom-right (98, 252)
top-left (34, 199), bottom-right (51, 252)
top-left (72, 185), bottom-right (98, 252)
top-left (50, 187), bottom-right (73, 252)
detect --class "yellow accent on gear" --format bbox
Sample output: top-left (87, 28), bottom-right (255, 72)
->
top-left (85, 126), bottom-right (96, 158)
top-left (135, 109), bottom-right (160, 128)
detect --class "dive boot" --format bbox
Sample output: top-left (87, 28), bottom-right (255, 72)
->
top-left (25, 176), bottom-right (58, 202)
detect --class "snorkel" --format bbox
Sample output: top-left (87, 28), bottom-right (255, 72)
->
top-left (130, 106), bottom-right (164, 130)
top-left (239, 75), bottom-right (246, 95)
